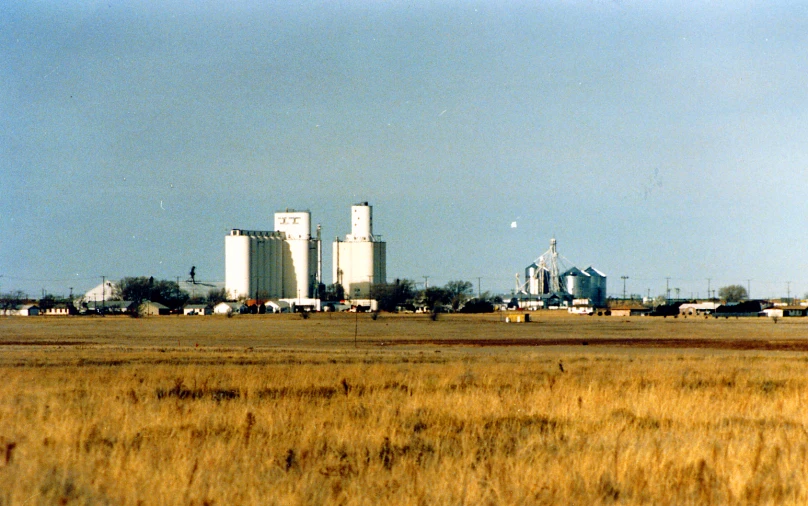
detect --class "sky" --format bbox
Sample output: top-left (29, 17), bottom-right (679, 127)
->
top-left (3, 0), bottom-right (808, 300)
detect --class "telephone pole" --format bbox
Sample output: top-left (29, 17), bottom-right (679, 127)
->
top-left (621, 276), bottom-right (629, 300)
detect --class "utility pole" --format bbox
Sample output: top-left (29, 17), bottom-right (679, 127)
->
top-left (787, 281), bottom-right (791, 305)
top-left (423, 276), bottom-right (429, 290)
top-left (666, 277), bottom-right (671, 303)
top-left (476, 277), bottom-right (482, 299)
top-left (747, 279), bottom-right (751, 300)
top-left (707, 278), bottom-right (711, 301)
top-left (621, 276), bottom-right (629, 301)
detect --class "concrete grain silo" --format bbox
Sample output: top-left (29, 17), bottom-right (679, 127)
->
top-left (333, 203), bottom-right (386, 303)
top-left (225, 209), bottom-right (321, 306)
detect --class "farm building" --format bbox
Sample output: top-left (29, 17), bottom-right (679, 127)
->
top-left (518, 238), bottom-right (607, 308)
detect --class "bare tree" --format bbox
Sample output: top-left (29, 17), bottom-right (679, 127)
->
top-left (718, 284), bottom-right (748, 303)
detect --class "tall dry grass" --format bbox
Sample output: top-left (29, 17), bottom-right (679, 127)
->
top-left (2, 339), bottom-right (808, 504)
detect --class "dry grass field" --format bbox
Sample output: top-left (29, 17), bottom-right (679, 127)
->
top-left (3, 312), bottom-right (808, 504)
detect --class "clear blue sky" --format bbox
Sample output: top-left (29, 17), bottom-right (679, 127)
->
top-left (3, 1), bottom-right (807, 300)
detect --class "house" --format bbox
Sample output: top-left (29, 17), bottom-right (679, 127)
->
top-left (213, 302), bottom-right (246, 315)
top-left (0, 304), bottom-right (40, 316)
top-left (762, 306), bottom-right (807, 318)
top-left (568, 299), bottom-right (594, 315)
top-left (139, 301), bottom-right (170, 316)
top-left (42, 303), bottom-right (77, 316)
top-left (183, 304), bottom-right (212, 315)
top-left (679, 302), bottom-right (719, 316)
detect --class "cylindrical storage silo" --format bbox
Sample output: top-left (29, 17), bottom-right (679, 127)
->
top-left (565, 272), bottom-right (583, 298)
top-left (225, 231), bottom-right (251, 300)
top-left (284, 238), bottom-right (311, 298)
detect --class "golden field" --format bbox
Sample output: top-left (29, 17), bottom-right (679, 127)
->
top-left (3, 313), bottom-right (808, 504)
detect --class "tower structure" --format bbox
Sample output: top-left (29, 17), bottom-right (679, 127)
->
top-left (333, 202), bottom-right (386, 300)
top-left (521, 237), bottom-right (607, 307)
top-left (225, 209), bottom-right (321, 303)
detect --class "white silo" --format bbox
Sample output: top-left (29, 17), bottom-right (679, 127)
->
top-left (225, 230), bottom-right (251, 300)
top-left (333, 202), bottom-right (386, 300)
top-left (275, 210), bottom-right (313, 299)
top-left (225, 229), bottom-right (287, 300)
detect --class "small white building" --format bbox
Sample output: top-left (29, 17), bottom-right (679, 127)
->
top-left (213, 302), bottom-right (246, 315)
top-left (183, 304), bottom-right (211, 315)
top-left (265, 300), bottom-right (291, 313)
top-left (762, 306), bottom-right (807, 318)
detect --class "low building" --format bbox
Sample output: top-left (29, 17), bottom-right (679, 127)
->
top-left (610, 306), bottom-right (652, 317)
top-left (714, 300), bottom-right (770, 317)
top-left (213, 302), bottom-right (246, 315)
top-left (762, 306), bottom-right (807, 318)
top-left (42, 304), bottom-right (77, 316)
top-left (265, 300), bottom-right (291, 313)
top-left (0, 304), bottom-right (40, 316)
top-left (86, 300), bottom-right (136, 315)
top-left (183, 304), bottom-right (212, 316)
top-left (139, 301), bottom-right (170, 316)
top-left (679, 302), bottom-right (719, 316)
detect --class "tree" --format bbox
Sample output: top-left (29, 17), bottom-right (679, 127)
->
top-left (445, 280), bottom-right (474, 311)
top-left (35, 294), bottom-right (55, 310)
top-left (459, 298), bottom-right (495, 313)
top-left (206, 288), bottom-right (228, 305)
top-left (420, 287), bottom-right (450, 311)
top-left (118, 277), bottom-right (189, 309)
top-left (322, 283), bottom-right (345, 302)
top-left (372, 279), bottom-right (416, 312)
top-left (718, 285), bottom-right (748, 303)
